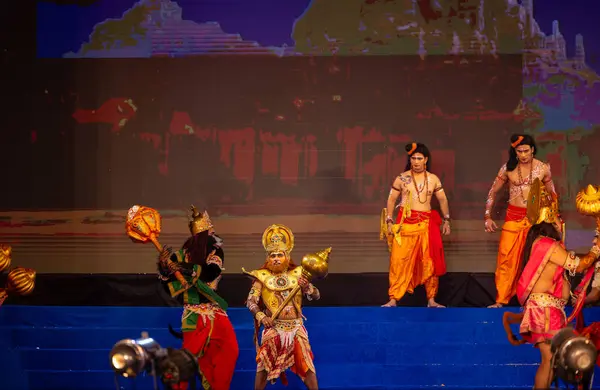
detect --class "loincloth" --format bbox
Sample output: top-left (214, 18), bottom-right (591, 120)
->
top-left (257, 318), bottom-right (315, 383)
top-left (520, 293), bottom-right (567, 346)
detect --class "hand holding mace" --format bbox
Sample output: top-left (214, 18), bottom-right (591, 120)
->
top-left (125, 205), bottom-right (188, 287)
top-left (270, 247), bottom-right (331, 321)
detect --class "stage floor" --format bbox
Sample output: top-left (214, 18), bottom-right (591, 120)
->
top-left (2, 305), bottom-right (600, 389)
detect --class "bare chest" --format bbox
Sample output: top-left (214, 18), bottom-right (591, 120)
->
top-left (507, 163), bottom-right (545, 188)
top-left (402, 175), bottom-right (433, 197)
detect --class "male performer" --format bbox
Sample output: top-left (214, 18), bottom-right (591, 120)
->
top-left (157, 207), bottom-right (239, 390)
top-left (382, 142), bottom-right (450, 308)
top-left (485, 134), bottom-right (557, 308)
top-left (502, 180), bottom-right (600, 389)
top-left (244, 224), bottom-right (323, 389)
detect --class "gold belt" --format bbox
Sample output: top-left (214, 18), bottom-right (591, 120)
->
top-left (183, 303), bottom-right (226, 319)
top-left (528, 293), bottom-right (567, 309)
top-left (274, 318), bottom-right (303, 331)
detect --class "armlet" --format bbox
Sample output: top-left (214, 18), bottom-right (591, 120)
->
top-left (433, 186), bottom-right (443, 193)
top-left (391, 185), bottom-right (401, 192)
top-left (542, 177), bottom-right (552, 183)
top-left (496, 175), bottom-right (507, 182)
top-left (248, 284), bottom-right (261, 298)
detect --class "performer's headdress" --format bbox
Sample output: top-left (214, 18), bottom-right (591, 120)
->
top-left (262, 224), bottom-right (294, 255)
top-left (511, 135), bottom-right (524, 148)
top-left (189, 205), bottom-right (213, 235)
top-left (575, 184), bottom-right (600, 235)
top-left (527, 178), bottom-right (559, 225)
top-left (407, 143), bottom-right (418, 156)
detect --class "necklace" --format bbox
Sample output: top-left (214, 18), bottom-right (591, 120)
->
top-left (411, 170), bottom-right (428, 204)
top-left (517, 161), bottom-right (533, 202)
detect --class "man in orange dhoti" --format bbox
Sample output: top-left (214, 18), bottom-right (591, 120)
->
top-left (381, 142), bottom-right (450, 308)
top-left (502, 181), bottom-right (600, 389)
top-left (485, 134), bottom-right (557, 308)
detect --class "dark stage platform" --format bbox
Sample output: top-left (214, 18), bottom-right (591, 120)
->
top-left (3, 272), bottom-right (511, 307)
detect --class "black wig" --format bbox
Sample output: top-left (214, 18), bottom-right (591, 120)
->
top-left (521, 222), bottom-right (562, 270)
top-left (182, 231), bottom-right (225, 265)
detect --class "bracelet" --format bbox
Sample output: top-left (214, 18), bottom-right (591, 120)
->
top-left (591, 245), bottom-right (600, 257)
top-left (255, 312), bottom-right (266, 323)
top-left (564, 251), bottom-right (580, 276)
top-left (386, 216), bottom-right (394, 224)
top-left (484, 215), bottom-right (492, 221)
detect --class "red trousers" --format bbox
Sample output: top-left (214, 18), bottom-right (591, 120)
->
top-left (172, 314), bottom-right (239, 390)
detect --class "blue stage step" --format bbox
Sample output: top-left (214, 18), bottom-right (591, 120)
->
top-left (2, 305), bottom-right (600, 389)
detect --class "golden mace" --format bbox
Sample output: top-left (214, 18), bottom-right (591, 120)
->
top-left (270, 247), bottom-right (331, 321)
top-left (125, 205), bottom-right (188, 287)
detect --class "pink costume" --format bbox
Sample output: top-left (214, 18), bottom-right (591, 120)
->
top-left (516, 237), bottom-right (568, 345)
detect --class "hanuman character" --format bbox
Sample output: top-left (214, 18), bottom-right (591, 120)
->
top-left (244, 224), bottom-right (322, 390)
top-left (382, 142), bottom-right (451, 308)
top-left (157, 207), bottom-right (239, 390)
top-left (502, 179), bottom-right (600, 389)
top-left (485, 134), bottom-right (557, 308)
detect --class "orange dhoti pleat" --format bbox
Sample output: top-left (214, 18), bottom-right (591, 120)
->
top-left (388, 211), bottom-right (439, 301)
top-left (494, 205), bottom-right (531, 305)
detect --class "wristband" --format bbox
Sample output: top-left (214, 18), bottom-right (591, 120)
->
top-left (255, 312), bottom-right (266, 323)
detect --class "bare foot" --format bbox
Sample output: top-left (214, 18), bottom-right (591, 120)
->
top-left (487, 303), bottom-right (503, 308)
top-left (381, 299), bottom-right (397, 307)
top-left (427, 299), bottom-right (446, 308)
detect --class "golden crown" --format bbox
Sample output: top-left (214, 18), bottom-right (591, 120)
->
top-left (189, 205), bottom-right (213, 235)
top-left (527, 178), bottom-right (560, 225)
top-left (262, 224), bottom-right (294, 254)
top-left (576, 185), bottom-right (600, 216)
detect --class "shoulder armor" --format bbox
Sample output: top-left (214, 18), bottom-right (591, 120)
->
top-left (291, 266), bottom-right (302, 277)
top-left (242, 268), bottom-right (272, 283)
top-left (241, 267), bottom-right (300, 291)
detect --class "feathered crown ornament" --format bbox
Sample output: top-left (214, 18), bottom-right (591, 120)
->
top-left (189, 205), bottom-right (213, 235)
top-left (575, 184), bottom-right (600, 235)
top-left (527, 178), bottom-right (560, 225)
top-left (262, 224), bottom-right (295, 255)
